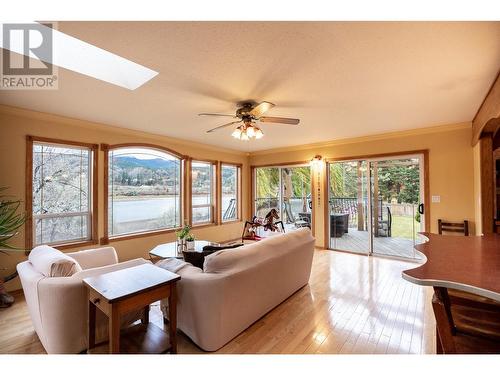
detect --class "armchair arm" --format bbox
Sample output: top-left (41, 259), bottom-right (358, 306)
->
top-left (67, 246), bottom-right (118, 270)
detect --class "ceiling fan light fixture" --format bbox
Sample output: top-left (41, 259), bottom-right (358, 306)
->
top-left (246, 124), bottom-right (256, 138)
top-left (255, 127), bottom-right (264, 139)
top-left (240, 131), bottom-right (250, 141)
top-left (231, 127), bottom-right (242, 139)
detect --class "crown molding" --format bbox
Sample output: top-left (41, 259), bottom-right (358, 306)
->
top-left (0, 104), bottom-right (248, 157)
top-left (0, 104), bottom-right (472, 158)
top-left (248, 122), bottom-right (472, 156)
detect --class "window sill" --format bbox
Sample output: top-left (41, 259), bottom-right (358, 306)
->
top-left (101, 227), bottom-right (180, 244)
top-left (220, 220), bottom-right (242, 226)
top-left (45, 239), bottom-right (98, 252)
top-left (190, 222), bottom-right (217, 230)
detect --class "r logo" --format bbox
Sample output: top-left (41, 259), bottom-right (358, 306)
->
top-left (2, 23), bottom-right (53, 75)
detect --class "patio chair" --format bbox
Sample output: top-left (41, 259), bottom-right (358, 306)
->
top-left (295, 212), bottom-right (311, 229)
top-left (378, 207), bottom-right (392, 237)
top-left (223, 198), bottom-right (236, 221)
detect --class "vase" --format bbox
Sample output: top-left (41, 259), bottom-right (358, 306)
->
top-left (176, 238), bottom-right (186, 254)
top-left (186, 240), bottom-right (195, 250)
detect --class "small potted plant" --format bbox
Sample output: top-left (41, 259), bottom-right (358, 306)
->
top-left (185, 233), bottom-right (195, 250)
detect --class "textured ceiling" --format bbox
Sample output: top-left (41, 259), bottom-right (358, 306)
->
top-left (1, 21), bottom-right (499, 152)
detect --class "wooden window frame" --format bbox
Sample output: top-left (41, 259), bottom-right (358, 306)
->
top-left (189, 158), bottom-right (218, 228)
top-left (101, 143), bottom-right (187, 244)
top-left (26, 135), bottom-right (99, 251)
top-left (219, 161), bottom-right (243, 224)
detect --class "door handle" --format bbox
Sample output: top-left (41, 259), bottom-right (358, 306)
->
top-left (418, 203), bottom-right (424, 214)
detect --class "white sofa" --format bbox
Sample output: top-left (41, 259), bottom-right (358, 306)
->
top-left (165, 228), bottom-right (315, 351)
top-left (17, 246), bottom-right (149, 354)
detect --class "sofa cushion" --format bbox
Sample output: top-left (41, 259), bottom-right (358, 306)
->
top-left (29, 245), bottom-right (82, 277)
top-left (203, 228), bottom-right (313, 273)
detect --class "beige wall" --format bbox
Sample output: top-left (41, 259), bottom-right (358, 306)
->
top-left (249, 123), bottom-right (476, 247)
top-left (0, 105), bottom-right (249, 291)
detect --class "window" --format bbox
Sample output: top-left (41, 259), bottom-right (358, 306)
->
top-left (191, 161), bottom-right (216, 225)
top-left (254, 165), bottom-right (312, 231)
top-left (106, 146), bottom-right (183, 238)
top-left (29, 138), bottom-right (97, 247)
top-left (221, 163), bottom-right (241, 222)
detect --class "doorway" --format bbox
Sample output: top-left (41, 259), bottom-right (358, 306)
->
top-left (327, 153), bottom-right (427, 260)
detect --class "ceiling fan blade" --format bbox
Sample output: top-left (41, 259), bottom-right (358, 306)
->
top-left (206, 121), bottom-right (242, 133)
top-left (259, 116), bottom-right (300, 125)
top-left (198, 113), bottom-right (237, 118)
top-left (249, 101), bottom-right (275, 118)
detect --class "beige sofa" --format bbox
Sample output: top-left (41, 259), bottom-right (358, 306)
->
top-left (17, 246), bottom-right (149, 354)
top-left (166, 228), bottom-right (315, 351)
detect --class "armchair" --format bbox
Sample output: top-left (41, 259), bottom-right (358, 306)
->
top-left (17, 246), bottom-right (149, 354)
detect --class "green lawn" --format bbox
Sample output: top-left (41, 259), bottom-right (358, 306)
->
top-left (391, 215), bottom-right (421, 239)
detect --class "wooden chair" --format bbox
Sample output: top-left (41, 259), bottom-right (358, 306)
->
top-left (433, 287), bottom-right (500, 354)
top-left (435, 219), bottom-right (500, 353)
top-left (438, 219), bottom-right (469, 236)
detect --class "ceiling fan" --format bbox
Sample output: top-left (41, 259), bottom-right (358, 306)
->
top-left (199, 101), bottom-right (300, 141)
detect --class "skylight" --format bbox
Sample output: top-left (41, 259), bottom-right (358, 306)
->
top-left (0, 22), bottom-right (158, 90)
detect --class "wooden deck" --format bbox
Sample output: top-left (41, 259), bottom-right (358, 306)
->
top-left (330, 229), bottom-right (424, 260)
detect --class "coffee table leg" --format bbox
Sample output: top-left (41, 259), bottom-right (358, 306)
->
top-left (109, 308), bottom-right (121, 354)
top-left (142, 304), bottom-right (150, 324)
top-left (168, 285), bottom-right (177, 354)
top-left (88, 299), bottom-right (96, 351)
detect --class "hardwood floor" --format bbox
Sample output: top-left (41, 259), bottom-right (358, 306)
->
top-left (0, 249), bottom-right (436, 354)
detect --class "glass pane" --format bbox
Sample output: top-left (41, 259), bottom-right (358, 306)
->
top-left (192, 161), bottom-right (213, 224)
top-left (329, 161), bottom-right (370, 254)
top-left (281, 166), bottom-right (312, 231)
top-left (34, 214), bottom-right (89, 245)
top-left (221, 165), bottom-right (238, 221)
top-left (370, 158), bottom-right (423, 260)
top-left (32, 142), bottom-right (92, 246)
top-left (108, 147), bottom-right (182, 236)
top-left (255, 167), bottom-right (280, 218)
top-left (192, 206), bottom-right (211, 224)
top-left (33, 144), bottom-right (90, 215)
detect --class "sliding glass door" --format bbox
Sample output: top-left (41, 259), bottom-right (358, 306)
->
top-left (328, 161), bottom-right (370, 254)
top-left (327, 154), bottom-right (425, 260)
top-left (370, 157), bottom-right (424, 259)
top-left (254, 165), bottom-right (312, 231)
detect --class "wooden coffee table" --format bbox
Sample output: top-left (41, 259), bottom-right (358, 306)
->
top-left (83, 263), bottom-right (180, 354)
top-left (149, 240), bottom-right (243, 268)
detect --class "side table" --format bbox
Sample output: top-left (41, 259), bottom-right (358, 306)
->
top-left (83, 263), bottom-right (180, 354)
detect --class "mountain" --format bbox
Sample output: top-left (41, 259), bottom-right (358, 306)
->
top-left (113, 156), bottom-right (177, 170)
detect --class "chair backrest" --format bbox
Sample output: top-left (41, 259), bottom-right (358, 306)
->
top-left (438, 219), bottom-right (469, 236)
